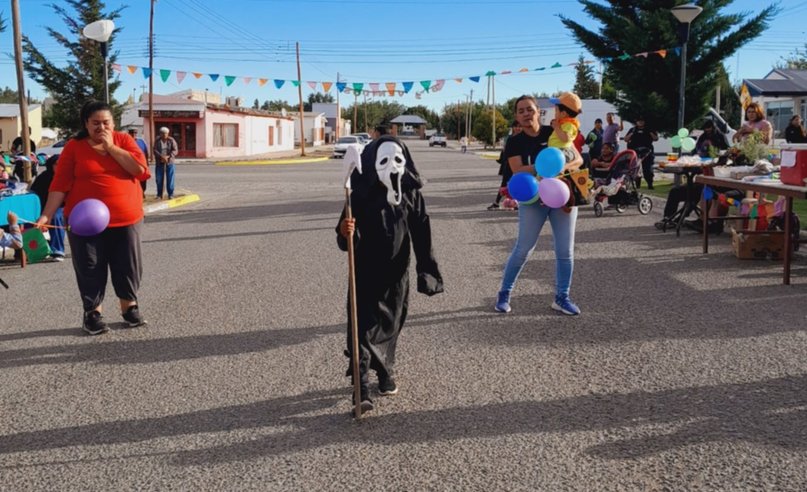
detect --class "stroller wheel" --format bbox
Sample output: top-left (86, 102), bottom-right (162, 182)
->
top-left (615, 203), bottom-right (627, 213)
top-left (638, 196), bottom-right (653, 215)
top-left (593, 202), bottom-right (604, 217)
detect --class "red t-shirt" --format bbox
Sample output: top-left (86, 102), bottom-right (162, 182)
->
top-left (49, 132), bottom-right (150, 227)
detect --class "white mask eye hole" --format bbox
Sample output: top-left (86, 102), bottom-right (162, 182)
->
top-left (395, 156), bottom-right (403, 164)
top-left (380, 157), bottom-right (388, 166)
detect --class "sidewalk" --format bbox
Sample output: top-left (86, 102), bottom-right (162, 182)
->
top-left (176, 145), bottom-right (335, 165)
top-left (143, 191), bottom-right (200, 214)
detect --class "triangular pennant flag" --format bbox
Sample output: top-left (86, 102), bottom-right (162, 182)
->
top-left (637, 52), bottom-right (649, 58)
top-left (432, 79), bottom-right (445, 91)
top-left (322, 81), bottom-right (333, 92)
top-left (603, 57), bottom-right (613, 63)
top-left (224, 75), bottom-right (236, 86)
top-left (111, 63), bottom-right (121, 72)
top-left (420, 80), bottom-right (431, 91)
top-left (535, 67), bottom-right (546, 71)
top-left (159, 69), bottom-right (171, 82)
top-left (127, 65), bottom-right (138, 74)
top-left (397, 90), bottom-right (404, 96)
top-left (402, 81), bottom-right (414, 93)
top-left (141, 67), bottom-right (152, 78)
top-left (469, 76), bottom-right (481, 82)
top-left (500, 70), bottom-right (512, 75)
top-left (369, 82), bottom-right (380, 93)
top-left (291, 80), bottom-right (300, 87)
top-left (518, 67), bottom-right (529, 72)
top-left (673, 47), bottom-right (681, 56)
top-left (656, 49), bottom-right (667, 58)
top-left (551, 62), bottom-right (563, 68)
top-left (454, 78), bottom-right (463, 83)
top-left (415, 92), bottom-right (422, 100)
top-left (352, 82), bottom-right (364, 92)
top-left (193, 72), bottom-right (204, 79)
top-left (336, 82), bottom-right (347, 92)
top-left (243, 77), bottom-right (252, 85)
top-left (386, 82), bottom-right (396, 96)
top-left (307, 81), bottom-right (317, 90)
top-left (176, 71), bottom-right (187, 84)
top-left (274, 79), bottom-right (285, 88)
top-left (485, 70), bottom-right (496, 76)
top-left (258, 78), bottom-right (268, 87)
top-left (209, 74), bottom-right (220, 81)
top-left (618, 54), bottom-right (631, 61)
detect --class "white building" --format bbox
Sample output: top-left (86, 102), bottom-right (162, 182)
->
top-left (312, 103), bottom-right (351, 143)
top-left (743, 69), bottom-right (807, 141)
top-left (289, 111), bottom-right (327, 147)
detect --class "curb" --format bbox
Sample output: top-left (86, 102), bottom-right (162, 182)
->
top-left (215, 156), bottom-right (330, 166)
top-left (143, 194), bottom-right (200, 214)
top-left (478, 153), bottom-right (499, 160)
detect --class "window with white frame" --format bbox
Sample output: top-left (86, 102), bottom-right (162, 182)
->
top-left (213, 123), bottom-right (238, 147)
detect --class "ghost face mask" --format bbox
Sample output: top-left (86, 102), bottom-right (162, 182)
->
top-left (375, 141), bottom-right (406, 205)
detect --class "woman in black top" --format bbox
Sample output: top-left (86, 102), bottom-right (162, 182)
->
top-left (494, 95), bottom-right (584, 316)
top-left (785, 115), bottom-right (807, 144)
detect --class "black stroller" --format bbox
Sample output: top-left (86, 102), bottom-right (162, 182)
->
top-left (590, 149), bottom-right (653, 217)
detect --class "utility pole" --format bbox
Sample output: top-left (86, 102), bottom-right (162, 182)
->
top-left (335, 72), bottom-right (340, 140)
top-left (467, 89), bottom-right (473, 142)
top-left (598, 62), bottom-right (604, 99)
top-left (457, 99), bottom-right (461, 140)
top-left (148, 0), bottom-right (155, 168)
top-left (353, 91), bottom-right (358, 133)
top-left (491, 75), bottom-right (496, 149)
top-left (11, 0), bottom-right (31, 182)
top-left (716, 84), bottom-right (721, 114)
top-left (296, 42), bottom-right (306, 156)
top-left (363, 91), bottom-right (368, 132)
top-left (485, 76), bottom-right (491, 148)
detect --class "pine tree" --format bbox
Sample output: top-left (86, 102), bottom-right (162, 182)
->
top-left (573, 55), bottom-right (600, 99)
top-left (23, 0), bottom-right (123, 134)
top-left (560, 1), bottom-right (777, 133)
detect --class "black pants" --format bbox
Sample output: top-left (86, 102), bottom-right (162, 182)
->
top-left (68, 221), bottom-right (143, 312)
top-left (663, 184), bottom-right (699, 219)
top-left (637, 152), bottom-right (655, 188)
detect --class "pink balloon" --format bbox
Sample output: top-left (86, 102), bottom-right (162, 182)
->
top-left (537, 177), bottom-right (570, 208)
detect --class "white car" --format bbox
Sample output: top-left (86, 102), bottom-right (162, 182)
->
top-left (428, 133), bottom-right (447, 147)
top-left (333, 136), bottom-right (365, 158)
top-left (354, 133), bottom-right (372, 144)
top-left (37, 139), bottom-right (67, 156)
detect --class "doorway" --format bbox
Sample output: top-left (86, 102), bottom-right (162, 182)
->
top-left (155, 121), bottom-right (197, 157)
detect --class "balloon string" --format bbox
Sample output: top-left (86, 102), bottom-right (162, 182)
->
top-left (19, 218), bottom-right (69, 230)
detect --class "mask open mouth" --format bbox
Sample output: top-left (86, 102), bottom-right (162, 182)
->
top-left (390, 172), bottom-right (401, 202)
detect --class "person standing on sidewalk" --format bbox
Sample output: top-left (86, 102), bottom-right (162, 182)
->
top-left (34, 100), bottom-right (150, 335)
top-left (129, 128), bottom-right (149, 198)
top-left (153, 127), bottom-right (178, 199)
top-left (603, 112), bottom-right (623, 152)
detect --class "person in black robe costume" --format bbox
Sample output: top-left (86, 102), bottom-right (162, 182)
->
top-left (336, 135), bottom-right (443, 411)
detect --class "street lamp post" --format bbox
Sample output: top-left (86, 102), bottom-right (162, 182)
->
top-left (671, 3), bottom-right (703, 132)
top-left (83, 19), bottom-right (115, 104)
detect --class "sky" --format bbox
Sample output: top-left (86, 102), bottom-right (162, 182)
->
top-left (2, 0), bottom-right (806, 113)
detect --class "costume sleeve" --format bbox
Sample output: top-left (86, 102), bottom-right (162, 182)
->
top-left (561, 122), bottom-right (578, 140)
top-left (49, 139), bottom-right (76, 194)
top-left (408, 190), bottom-right (443, 296)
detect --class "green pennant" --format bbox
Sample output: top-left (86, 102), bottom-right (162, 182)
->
top-left (159, 69), bottom-right (171, 82)
top-left (619, 53), bottom-right (632, 61)
top-left (420, 80), bottom-right (432, 91)
top-left (551, 62), bottom-right (562, 68)
top-left (352, 82), bottom-right (364, 92)
top-left (291, 80), bottom-right (300, 87)
top-left (224, 75), bottom-right (236, 86)
top-left (485, 70), bottom-right (496, 76)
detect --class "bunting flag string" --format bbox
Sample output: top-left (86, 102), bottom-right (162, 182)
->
top-left (113, 46), bottom-right (676, 98)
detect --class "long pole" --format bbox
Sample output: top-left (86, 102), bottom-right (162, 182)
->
top-left (468, 88), bottom-right (473, 141)
top-left (677, 25), bottom-right (689, 132)
top-left (148, 0), bottom-right (156, 184)
top-left (335, 72), bottom-right (340, 140)
top-left (353, 92), bottom-right (358, 133)
top-left (363, 91), bottom-right (368, 132)
top-left (344, 190), bottom-right (362, 419)
top-left (11, 0), bottom-right (31, 183)
top-left (102, 44), bottom-right (109, 104)
top-left (491, 75), bottom-right (496, 149)
top-left (296, 42), bottom-right (306, 156)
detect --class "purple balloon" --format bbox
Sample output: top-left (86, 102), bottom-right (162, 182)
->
top-left (537, 177), bottom-right (570, 208)
top-left (69, 198), bottom-right (110, 236)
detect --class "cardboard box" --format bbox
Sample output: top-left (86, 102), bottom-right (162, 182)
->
top-left (779, 144), bottom-right (807, 186)
top-left (731, 227), bottom-right (784, 260)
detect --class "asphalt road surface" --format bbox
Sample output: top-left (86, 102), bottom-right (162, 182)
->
top-left (2, 140), bottom-right (806, 490)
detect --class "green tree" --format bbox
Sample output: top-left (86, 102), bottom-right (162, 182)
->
top-left (23, 0), bottom-right (124, 135)
top-left (560, 0), bottom-right (778, 133)
top-left (303, 92), bottom-right (335, 111)
top-left (262, 99), bottom-right (294, 112)
top-left (252, 98), bottom-right (260, 109)
top-left (473, 109), bottom-right (508, 148)
top-left (779, 43), bottom-right (807, 69)
top-left (406, 105), bottom-right (440, 129)
top-left (0, 87), bottom-right (40, 104)
top-left (438, 102), bottom-right (466, 138)
top-left (573, 55), bottom-right (600, 99)
top-left (344, 100), bottom-right (407, 132)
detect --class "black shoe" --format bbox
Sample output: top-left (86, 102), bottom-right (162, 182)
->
top-left (352, 385), bottom-right (374, 413)
top-left (82, 310), bottom-right (109, 336)
top-left (122, 305), bottom-right (147, 327)
top-left (707, 221), bottom-right (724, 235)
top-left (378, 374), bottom-right (399, 396)
top-left (684, 218), bottom-right (703, 232)
top-left (487, 203), bottom-right (500, 211)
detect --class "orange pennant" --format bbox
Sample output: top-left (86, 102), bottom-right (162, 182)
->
top-left (322, 81), bottom-right (333, 92)
top-left (258, 78), bottom-right (268, 87)
top-left (519, 67), bottom-right (529, 72)
top-left (386, 82), bottom-right (396, 96)
top-left (127, 65), bottom-right (138, 74)
top-left (656, 50), bottom-right (667, 58)
top-left (192, 72), bottom-right (204, 79)
top-left (454, 78), bottom-right (463, 83)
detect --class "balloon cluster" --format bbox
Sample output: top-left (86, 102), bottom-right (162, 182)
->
top-left (506, 148), bottom-right (570, 208)
top-left (671, 128), bottom-right (696, 153)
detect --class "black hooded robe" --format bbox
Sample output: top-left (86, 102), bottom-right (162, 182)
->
top-left (336, 136), bottom-right (443, 385)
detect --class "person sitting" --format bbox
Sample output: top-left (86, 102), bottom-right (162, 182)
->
top-left (695, 120), bottom-right (728, 157)
top-left (732, 102), bottom-right (773, 145)
top-left (590, 142), bottom-right (616, 181)
top-left (0, 211), bottom-right (23, 255)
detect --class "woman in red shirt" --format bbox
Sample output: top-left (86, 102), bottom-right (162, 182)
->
top-left (36, 101), bottom-right (150, 335)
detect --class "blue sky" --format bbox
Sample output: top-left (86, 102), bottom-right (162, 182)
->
top-left (2, 0), bottom-right (806, 112)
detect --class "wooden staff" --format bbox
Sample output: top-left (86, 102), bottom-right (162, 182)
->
top-left (344, 189), bottom-right (362, 419)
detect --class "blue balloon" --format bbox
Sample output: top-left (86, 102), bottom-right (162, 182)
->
top-left (703, 186), bottom-right (713, 201)
top-left (507, 172), bottom-right (539, 202)
top-left (535, 147), bottom-right (565, 178)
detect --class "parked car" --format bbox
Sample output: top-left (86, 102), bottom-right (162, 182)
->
top-left (428, 133), bottom-right (447, 147)
top-left (37, 139), bottom-right (67, 156)
top-left (354, 133), bottom-right (372, 144)
top-left (333, 136), bottom-right (364, 158)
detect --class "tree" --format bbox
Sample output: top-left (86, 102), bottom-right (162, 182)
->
top-left (438, 102), bottom-right (466, 138)
top-left (23, 0), bottom-right (124, 135)
top-left (252, 98), bottom-right (260, 109)
top-left (573, 55), bottom-right (600, 99)
top-left (262, 99), bottom-right (294, 112)
top-left (406, 105), bottom-right (439, 129)
top-left (560, 1), bottom-right (778, 133)
top-left (0, 87), bottom-right (40, 104)
top-left (343, 100), bottom-right (406, 132)
top-left (303, 92), bottom-right (334, 111)
top-left (472, 109), bottom-right (508, 147)
top-left (779, 43), bottom-right (807, 69)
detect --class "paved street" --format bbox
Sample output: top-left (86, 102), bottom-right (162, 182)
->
top-left (2, 140), bottom-right (806, 490)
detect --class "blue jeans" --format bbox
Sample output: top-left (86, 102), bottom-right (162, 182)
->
top-left (500, 202), bottom-right (577, 298)
top-left (50, 207), bottom-right (65, 256)
top-left (155, 163), bottom-right (175, 198)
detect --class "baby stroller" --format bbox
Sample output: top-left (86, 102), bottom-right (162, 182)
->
top-left (590, 149), bottom-right (653, 217)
